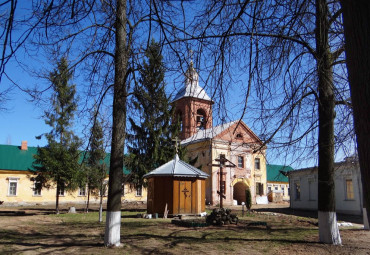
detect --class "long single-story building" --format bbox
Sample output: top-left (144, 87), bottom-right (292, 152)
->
top-left (0, 141), bottom-right (146, 206)
top-left (288, 157), bottom-right (363, 215)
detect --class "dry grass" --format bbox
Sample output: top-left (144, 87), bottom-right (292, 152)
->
top-left (0, 208), bottom-right (369, 254)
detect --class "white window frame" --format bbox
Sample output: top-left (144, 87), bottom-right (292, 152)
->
top-left (79, 186), bottom-right (86, 196)
top-left (136, 185), bottom-right (142, 197)
top-left (58, 183), bottom-right (65, 196)
top-left (8, 177), bottom-right (19, 196)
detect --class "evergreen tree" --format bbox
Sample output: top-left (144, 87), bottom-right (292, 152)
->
top-left (127, 40), bottom-right (182, 185)
top-left (84, 110), bottom-right (107, 216)
top-left (33, 57), bottom-right (81, 214)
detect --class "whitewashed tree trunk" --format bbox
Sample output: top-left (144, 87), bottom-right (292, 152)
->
top-left (364, 208), bottom-right (369, 230)
top-left (104, 211), bottom-right (121, 246)
top-left (99, 201), bottom-right (103, 223)
top-left (318, 211), bottom-right (342, 245)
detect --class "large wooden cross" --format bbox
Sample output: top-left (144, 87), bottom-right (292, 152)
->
top-left (212, 154), bottom-right (236, 209)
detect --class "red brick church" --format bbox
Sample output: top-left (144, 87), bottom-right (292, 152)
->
top-left (173, 62), bottom-right (268, 206)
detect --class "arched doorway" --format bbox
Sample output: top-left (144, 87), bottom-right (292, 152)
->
top-left (233, 182), bottom-right (249, 205)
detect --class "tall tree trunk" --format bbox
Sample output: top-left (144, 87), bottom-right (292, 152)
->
top-left (340, 0), bottom-right (370, 230)
top-left (99, 185), bottom-right (103, 223)
top-left (86, 187), bottom-right (90, 213)
top-left (56, 183), bottom-right (60, 214)
top-left (315, 0), bottom-right (341, 244)
top-left (104, 0), bottom-right (127, 247)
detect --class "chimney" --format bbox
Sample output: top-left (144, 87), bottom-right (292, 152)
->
top-left (21, 141), bottom-right (28, 150)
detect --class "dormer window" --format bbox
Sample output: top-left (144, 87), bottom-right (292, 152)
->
top-left (236, 133), bottom-right (243, 139)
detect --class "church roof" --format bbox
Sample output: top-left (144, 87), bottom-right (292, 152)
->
top-left (143, 154), bottom-right (209, 179)
top-left (180, 121), bottom-right (237, 145)
top-left (172, 62), bottom-right (212, 102)
top-left (180, 120), bottom-right (263, 146)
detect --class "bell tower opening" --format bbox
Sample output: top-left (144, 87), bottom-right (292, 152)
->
top-left (196, 109), bottom-right (207, 130)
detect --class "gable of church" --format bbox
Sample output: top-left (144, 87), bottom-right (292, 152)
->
top-left (214, 121), bottom-right (263, 146)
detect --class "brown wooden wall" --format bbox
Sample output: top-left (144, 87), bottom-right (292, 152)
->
top-left (146, 177), bottom-right (174, 215)
top-left (147, 176), bottom-right (206, 215)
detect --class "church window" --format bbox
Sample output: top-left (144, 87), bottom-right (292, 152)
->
top-left (237, 156), bottom-right (244, 168)
top-left (255, 158), bottom-right (260, 170)
top-left (196, 109), bottom-right (206, 130)
top-left (256, 182), bottom-right (264, 196)
top-left (175, 111), bottom-right (183, 131)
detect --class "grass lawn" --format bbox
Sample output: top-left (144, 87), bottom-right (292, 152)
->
top-left (0, 208), bottom-right (369, 254)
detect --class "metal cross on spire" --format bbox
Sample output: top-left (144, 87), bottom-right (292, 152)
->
top-left (172, 136), bottom-right (181, 154)
top-left (189, 49), bottom-right (194, 64)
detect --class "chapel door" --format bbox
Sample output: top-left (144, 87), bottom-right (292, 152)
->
top-left (179, 181), bottom-right (192, 214)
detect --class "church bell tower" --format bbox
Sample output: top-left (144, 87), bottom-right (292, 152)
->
top-left (172, 62), bottom-right (213, 140)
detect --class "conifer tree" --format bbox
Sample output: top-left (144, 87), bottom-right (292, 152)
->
top-left (33, 57), bottom-right (81, 214)
top-left (127, 40), bottom-right (181, 185)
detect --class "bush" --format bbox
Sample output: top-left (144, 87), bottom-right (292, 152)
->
top-left (245, 189), bottom-right (252, 210)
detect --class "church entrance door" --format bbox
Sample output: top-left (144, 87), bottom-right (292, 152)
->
top-left (233, 182), bottom-right (248, 205)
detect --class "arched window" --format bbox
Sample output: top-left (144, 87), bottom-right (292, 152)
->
top-left (236, 133), bottom-right (243, 139)
top-left (196, 109), bottom-right (206, 130)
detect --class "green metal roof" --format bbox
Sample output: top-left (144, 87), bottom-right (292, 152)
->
top-left (0, 144), bottom-right (38, 171)
top-left (0, 144), bottom-right (130, 175)
top-left (266, 164), bottom-right (294, 183)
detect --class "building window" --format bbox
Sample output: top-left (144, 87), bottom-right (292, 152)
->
top-left (308, 178), bottom-right (315, 201)
top-left (33, 181), bottom-right (42, 196)
top-left (8, 178), bottom-right (19, 196)
top-left (255, 158), bottom-right (260, 170)
top-left (268, 185), bottom-right (272, 192)
top-left (274, 185), bottom-right (278, 191)
top-left (345, 179), bottom-right (354, 200)
top-left (282, 185), bottom-right (285, 194)
top-left (256, 182), bottom-right (264, 196)
top-left (58, 183), bottom-right (65, 196)
top-left (294, 181), bottom-right (300, 200)
top-left (237, 156), bottom-right (244, 168)
top-left (136, 185), bottom-right (142, 196)
top-left (79, 186), bottom-right (86, 196)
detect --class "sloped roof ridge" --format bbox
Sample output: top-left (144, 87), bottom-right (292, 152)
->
top-left (180, 120), bottom-right (238, 144)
